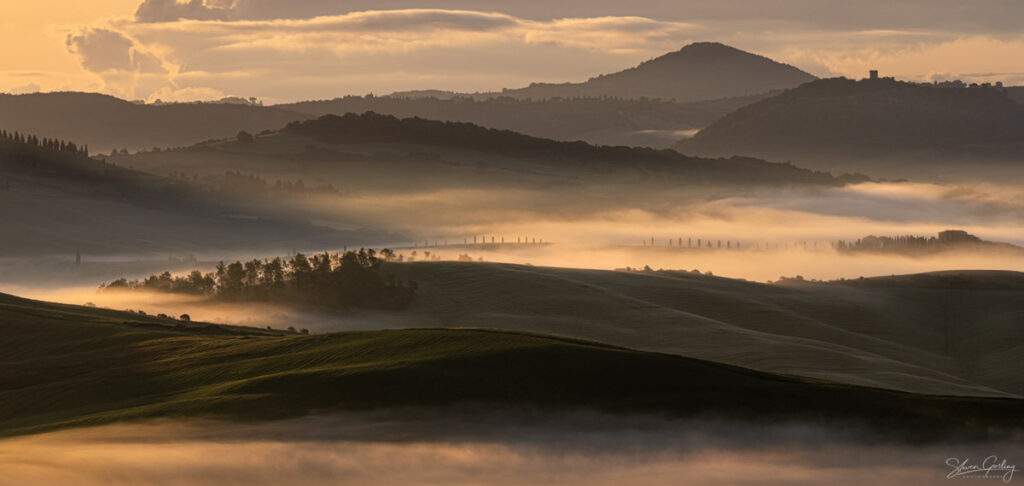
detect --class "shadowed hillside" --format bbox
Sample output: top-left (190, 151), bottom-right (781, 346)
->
top-left (279, 112), bottom-right (865, 186)
top-left (0, 92), bottom-right (311, 154)
top-left (0, 292), bottom-right (1020, 439)
top-left (676, 77), bottom-right (1024, 179)
top-left (0, 133), bottom-right (351, 256)
top-left (377, 263), bottom-right (1024, 398)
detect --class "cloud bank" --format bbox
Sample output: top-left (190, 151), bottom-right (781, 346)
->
top-left (2, 416), bottom-right (1021, 486)
top-left (63, 9), bottom-right (704, 101)
top-left (40, 1), bottom-right (1024, 102)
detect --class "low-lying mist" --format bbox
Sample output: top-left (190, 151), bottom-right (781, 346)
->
top-left (2, 179), bottom-right (1023, 321)
top-left (1, 414), bottom-right (1019, 486)
top-left (0, 286), bottom-right (392, 333)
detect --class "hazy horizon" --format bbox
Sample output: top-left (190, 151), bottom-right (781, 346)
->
top-left (5, 1), bottom-right (1024, 103)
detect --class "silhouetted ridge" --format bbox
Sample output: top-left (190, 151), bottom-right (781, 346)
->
top-left (277, 94), bottom-right (765, 149)
top-left (282, 112), bottom-right (866, 185)
top-left (677, 77), bottom-right (1024, 165)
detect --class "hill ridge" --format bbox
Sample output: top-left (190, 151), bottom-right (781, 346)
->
top-left (280, 111), bottom-right (864, 186)
top-left (675, 77), bottom-right (1024, 177)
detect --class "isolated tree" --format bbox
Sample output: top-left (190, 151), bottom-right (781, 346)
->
top-left (236, 131), bottom-right (255, 144)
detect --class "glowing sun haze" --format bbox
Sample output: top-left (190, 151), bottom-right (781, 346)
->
top-left (3, 0), bottom-right (1024, 102)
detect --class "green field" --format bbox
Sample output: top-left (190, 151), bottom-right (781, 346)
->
top-left (381, 263), bottom-right (1024, 397)
top-left (1, 290), bottom-right (1021, 439)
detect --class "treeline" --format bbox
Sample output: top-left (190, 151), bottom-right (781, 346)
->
top-left (102, 249), bottom-right (416, 310)
top-left (0, 129), bottom-right (88, 157)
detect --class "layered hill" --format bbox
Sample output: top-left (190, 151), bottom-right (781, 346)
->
top-left (0, 92), bottom-right (311, 154)
top-left (676, 77), bottom-right (1024, 178)
top-left (0, 44), bottom-right (809, 153)
top-left (105, 111), bottom-right (868, 235)
top-left (1, 291), bottom-right (1020, 438)
top-left (277, 94), bottom-right (768, 148)
top-left (274, 112), bottom-right (864, 186)
top-left (406, 43), bottom-right (817, 103)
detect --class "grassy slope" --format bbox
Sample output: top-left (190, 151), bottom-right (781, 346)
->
top-left (385, 263), bottom-right (1024, 398)
top-left (2, 292), bottom-right (1020, 439)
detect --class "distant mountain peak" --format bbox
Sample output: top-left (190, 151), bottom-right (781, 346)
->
top-left (504, 42), bottom-right (816, 103)
top-left (631, 42), bottom-right (808, 73)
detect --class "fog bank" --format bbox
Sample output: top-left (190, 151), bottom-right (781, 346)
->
top-left (1, 415), bottom-right (1019, 486)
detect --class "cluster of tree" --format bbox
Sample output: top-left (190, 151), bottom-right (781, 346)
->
top-left (0, 129), bottom-right (88, 157)
top-left (220, 171), bottom-right (338, 194)
top-left (402, 250), bottom-right (443, 262)
top-left (617, 266), bottom-right (715, 276)
top-left (101, 249), bottom-right (417, 310)
top-left (773, 275), bottom-right (824, 284)
top-left (835, 230), bottom-right (1005, 254)
top-left (105, 270), bottom-right (216, 295)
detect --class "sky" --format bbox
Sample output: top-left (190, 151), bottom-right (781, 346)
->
top-left (4, 0), bottom-right (1024, 103)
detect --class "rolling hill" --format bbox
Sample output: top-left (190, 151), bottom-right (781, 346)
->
top-left (370, 263), bottom-right (1024, 398)
top-left (276, 112), bottom-right (865, 185)
top-left (675, 77), bottom-right (1024, 179)
top-left (105, 112), bottom-right (868, 230)
top-left (1, 291), bottom-right (1020, 439)
top-left (0, 92), bottom-right (311, 154)
top-left (0, 44), bottom-right (811, 154)
top-left (97, 112), bottom-right (866, 249)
